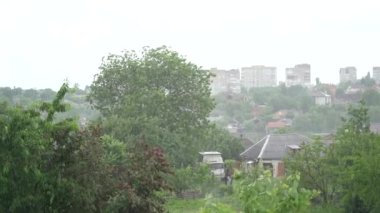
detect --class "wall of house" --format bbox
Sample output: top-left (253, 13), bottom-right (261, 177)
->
top-left (315, 96), bottom-right (332, 106)
top-left (263, 160), bottom-right (286, 177)
top-left (315, 96), bottom-right (326, 106)
top-left (276, 161), bottom-right (286, 177)
top-left (243, 159), bottom-right (286, 178)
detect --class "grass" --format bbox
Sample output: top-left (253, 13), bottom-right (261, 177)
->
top-left (165, 198), bottom-right (206, 213)
top-left (165, 193), bottom-right (242, 213)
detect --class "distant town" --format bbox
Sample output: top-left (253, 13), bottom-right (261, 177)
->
top-left (209, 64), bottom-right (380, 142)
top-left (210, 64), bottom-right (380, 94)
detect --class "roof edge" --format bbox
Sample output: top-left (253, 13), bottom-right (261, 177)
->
top-left (240, 135), bottom-right (267, 157)
top-left (258, 135), bottom-right (271, 159)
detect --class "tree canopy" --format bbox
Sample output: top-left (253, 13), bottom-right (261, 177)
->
top-left (88, 46), bottom-right (214, 130)
top-left (287, 101), bottom-right (380, 212)
top-left (88, 47), bottom-right (241, 166)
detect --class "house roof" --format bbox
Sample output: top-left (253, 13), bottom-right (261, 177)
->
top-left (241, 138), bottom-right (254, 150)
top-left (240, 136), bottom-right (266, 160)
top-left (312, 91), bottom-right (331, 97)
top-left (240, 133), bottom-right (311, 161)
top-left (199, 151), bottom-right (221, 155)
top-left (266, 120), bottom-right (287, 129)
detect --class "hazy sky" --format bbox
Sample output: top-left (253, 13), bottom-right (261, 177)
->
top-left (1, 0), bottom-right (380, 90)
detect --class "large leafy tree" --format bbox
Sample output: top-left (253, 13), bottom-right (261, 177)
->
top-left (88, 46), bottom-right (215, 165)
top-left (286, 139), bottom-right (338, 204)
top-left (0, 102), bottom-right (47, 212)
top-left (0, 83), bottom-right (173, 212)
top-left (333, 101), bottom-right (380, 212)
top-left (103, 137), bottom-right (172, 213)
top-left (88, 46), bottom-right (214, 129)
top-left (287, 101), bottom-right (380, 212)
top-left (0, 83), bottom-right (107, 212)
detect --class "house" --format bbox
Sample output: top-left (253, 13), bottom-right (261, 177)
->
top-left (272, 110), bottom-right (288, 120)
top-left (240, 133), bottom-right (311, 177)
top-left (265, 120), bottom-right (288, 134)
top-left (241, 138), bottom-right (254, 150)
top-left (312, 91), bottom-right (332, 106)
top-left (251, 105), bottom-right (267, 118)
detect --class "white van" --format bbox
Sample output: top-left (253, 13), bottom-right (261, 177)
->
top-left (199, 151), bottom-right (225, 178)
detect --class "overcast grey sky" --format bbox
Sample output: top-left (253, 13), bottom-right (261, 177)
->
top-left (1, 0), bottom-right (380, 90)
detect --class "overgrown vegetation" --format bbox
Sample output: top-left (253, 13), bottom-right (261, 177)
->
top-left (0, 47), bottom-right (244, 212)
top-left (0, 83), bottom-right (173, 212)
top-left (287, 101), bottom-right (380, 212)
top-left (2, 46), bottom-right (380, 212)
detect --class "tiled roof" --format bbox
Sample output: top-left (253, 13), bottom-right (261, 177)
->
top-left (241, 138), bottom-right (254, 150)
top-left (240, 136), bottom-right (266, 160)
top-left (240, 133), bottom-right (311, 161)
top-left (266, 120), bottom-right (287, 129)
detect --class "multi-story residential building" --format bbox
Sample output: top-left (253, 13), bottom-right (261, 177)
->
top-left (373, 67), bottom-right (380, 84)
top-left (240, 66), bottom-right (277, 89)
top-left (339, 67), bottom-right (357, 83)
top-left (209, 68), bottom-right (240, 95)
top-left (285, 64), bottom-right (311, 87)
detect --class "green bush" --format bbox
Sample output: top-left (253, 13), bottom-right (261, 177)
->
top-left (169, 164), bottom-right (217, 196)
top-left (200, 195), bottom-right (237, 213)
top-left (239, 167), bottom-right (319, 213)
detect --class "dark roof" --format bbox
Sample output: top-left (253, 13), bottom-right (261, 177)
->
top-left (241, 138), bottom-right (254, 150)
top-left (240, 136), bottom-right (266, 160)
top-left (240, 133), bottom-right (311, 161)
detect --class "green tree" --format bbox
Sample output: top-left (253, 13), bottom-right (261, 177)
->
top-left (104, 138), bottom-right (172, 213)
top-left (362, 89), bottom-right (380, 106)
top-left (201, 126), bottom-right (244, 160)
top-left (88, 46), bottom-right (216, 165)
top-left (0, 83), bottom-right (107, 212)
top-left (360, 72), bottom-right (375, 87)
top-left (239, 167), bottom-right (318, 213)
top-left (289, 101), bottom-right (380, 212)
top-left (333, 101), bottom-right (380, 212)
top-left (286, 139), bottom-right (338, 204)
top-left (0, 83), bottom-right (173, 212)
top-left (0, 102), bottom-right (48, 212)
top-left (88, 46), bottom-right (214, 128)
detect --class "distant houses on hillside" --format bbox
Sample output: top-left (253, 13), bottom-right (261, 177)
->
top-left (311, 91), bottom-right (332, 106)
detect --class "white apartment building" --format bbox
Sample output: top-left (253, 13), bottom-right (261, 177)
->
top-left (339, 67), bottom-right (357, 83)
top-left (241, 66), bottom-right (277, 90)
top-left (373, 67), bottom-right (380, 84)
top-left (285, 64), bottom-right (311, 87)
top-left (209, 68), bottom-right (241, 95)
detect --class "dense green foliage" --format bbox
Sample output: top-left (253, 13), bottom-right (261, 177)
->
top-left (292, 107), bottom-right (343, 133)
top-left (88, 46), bottom-right (242, 166)
top-left (169, 164), bottom-right (216, 195)
top-left (286, 139), bottom-right (337, 204)
top-left (0, 83), bottom-right (104, 212)
top-left (103, 137), bottom-right (172, 213)
top-left (213, 80), bottom-right (380, 137)
top-left (0, 83), bottom-right (172, 212)
top-left (5, 45), bottom-right (380, 212)
top-left (238, 167), bottom-right (318, 213)
top-left (287, 102), bottom-right (380, 212)
top-left (0, 86), bottom-right (99, 122)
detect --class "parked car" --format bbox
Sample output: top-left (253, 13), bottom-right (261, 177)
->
top-left (199, 151), bottom-right (225, 178)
